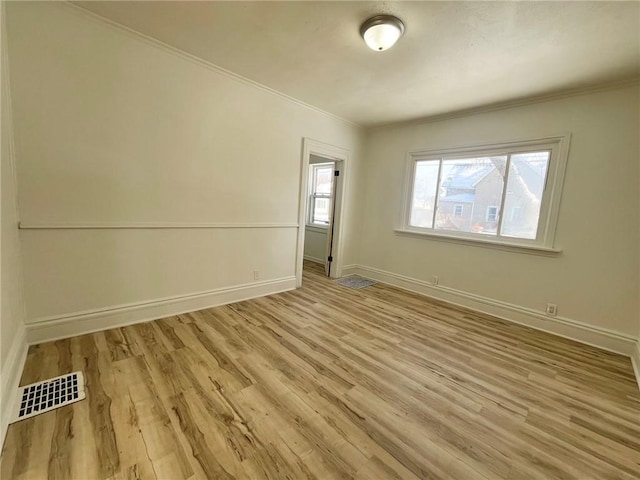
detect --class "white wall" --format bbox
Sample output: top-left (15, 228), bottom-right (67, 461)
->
top-left (303, 227), bottom-right (327, 263)
top-left (357, 86), bottom-right (639, 339)
top-left (6, 3), bottom-right (363, 332)
top-left (1, 1), bottom-right (27, 447)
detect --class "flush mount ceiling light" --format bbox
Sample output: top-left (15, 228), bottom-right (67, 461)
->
top-left (360, 15), bottom-right (405, 51)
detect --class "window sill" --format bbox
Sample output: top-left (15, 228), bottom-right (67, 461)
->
top-left (394, 228), bottom-right (562, 256)
top-left (306, 224), bottom-right (329, 233)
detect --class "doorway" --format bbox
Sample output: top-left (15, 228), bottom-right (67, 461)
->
top-left (296, 139), bottom-right (349, 287)
top-left (304, 158), bottom-right (336, 274)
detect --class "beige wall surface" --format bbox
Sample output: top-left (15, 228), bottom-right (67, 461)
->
top-left (303, 227), bottom-right (327, 263)
top-left (7, 2), bottom-right (363, 322)
top-left (1, 3), bottom-right (25, 377)
top-left (358, 86), bottom-right (640, 336)
top-left (1, 3), bottom-right (27, 449)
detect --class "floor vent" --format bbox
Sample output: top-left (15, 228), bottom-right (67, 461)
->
top-left (11, 371), bottom-right (86, 423)
top-left (335, 275), bottom-right (378, 289)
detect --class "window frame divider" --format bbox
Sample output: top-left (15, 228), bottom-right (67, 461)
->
top-left (495, 154), bottom-right (512, 237)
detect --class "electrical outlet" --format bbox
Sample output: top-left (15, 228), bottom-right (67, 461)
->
top-left (431, 276), bottom-right (439, 286)
top-left (546, 303), bottom-right (557, 316)
top-left (254, 270), bottom-right (260, 281)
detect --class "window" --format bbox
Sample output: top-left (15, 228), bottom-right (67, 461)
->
top-left (509, 206), bottom-right (522, 222)
top-left (308, 163), bottom-right (334, 226)
top-left (486, 206), bottom-right (498, 222)
top-left (401, 135), bottom-right (570, 249)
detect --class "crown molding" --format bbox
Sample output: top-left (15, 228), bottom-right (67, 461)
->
top-left (62, 2), bottom-right (363, 130)
top-left (372, 77), bottom-right (640, 131)
top-left (49, 3), bottom-right (640, 133)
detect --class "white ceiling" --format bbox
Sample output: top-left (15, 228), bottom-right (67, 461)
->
top-left (73, 1), bottom-right (640, 127)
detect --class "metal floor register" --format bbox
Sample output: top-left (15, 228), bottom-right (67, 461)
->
top-left (11, 371), bottom-right (86, 423)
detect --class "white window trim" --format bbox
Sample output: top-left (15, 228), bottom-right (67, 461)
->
top-left (398, 134), bottom-right (570, 254)
top-left (453, 204), bottom-right (464, 217)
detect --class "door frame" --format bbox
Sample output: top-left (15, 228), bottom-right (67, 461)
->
top-left (296, 138), bottom-right (350, 287)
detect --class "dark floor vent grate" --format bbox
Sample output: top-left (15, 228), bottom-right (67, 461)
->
top-left (11, 371), bottom-right (86, 423)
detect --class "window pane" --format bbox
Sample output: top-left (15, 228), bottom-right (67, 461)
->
top-left (435, 156), bottom-right (506, 235)
top-left (409, 161), bottom-right (439, 228)
top-left (486, 206), bottom-right (499, 222)
top-left (312, 197), bottom-right (330, 224)
top-left (314, 167), bottom-right (333, 195)
top-left (501, 151), bottom-right (550, 239)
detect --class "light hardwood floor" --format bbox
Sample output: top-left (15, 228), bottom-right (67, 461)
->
top-left (2, 261), bottom-right (639, 479)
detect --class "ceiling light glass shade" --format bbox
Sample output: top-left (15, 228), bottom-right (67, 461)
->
top-left (360, 15), bottom-right (405, 51)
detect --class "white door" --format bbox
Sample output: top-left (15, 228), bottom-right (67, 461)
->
top-left (324, 167), bottom-right (339, 276)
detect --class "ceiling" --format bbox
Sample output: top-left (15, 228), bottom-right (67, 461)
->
top-left (73, 1), bottom-right (640, 127)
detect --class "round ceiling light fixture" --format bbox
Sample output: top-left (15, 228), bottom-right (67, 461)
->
top-left (360, 14), bottom-right (405, 51)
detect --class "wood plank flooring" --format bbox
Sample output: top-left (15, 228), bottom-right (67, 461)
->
top-left (2, 261), bottom-right (639, 479)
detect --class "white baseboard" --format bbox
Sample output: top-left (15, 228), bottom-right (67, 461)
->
top-left (341, 264), bottom-right (358, 276)
top-left (346, 265), bottom-right (637, 357)
top-left (631, 340), bottom-right (640, 392)
top-left (303, 255), bottom-right (325, 265)
top-left (26, 276), bottom-right (297, 344)
top-left (1, 323), bottom-right (28, 451)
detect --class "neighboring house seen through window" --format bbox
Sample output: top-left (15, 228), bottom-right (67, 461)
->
top-left (401, 135), bottom-right (570, 249)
